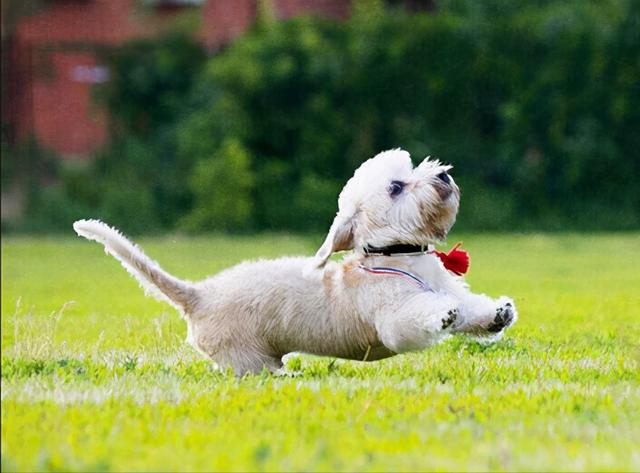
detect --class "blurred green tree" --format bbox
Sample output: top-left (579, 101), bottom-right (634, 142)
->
top-left (90, 32), bottom-right (207, 232)
top-left (10, 0), bottom-right (638, 233)
top-left (180, 138), bottom-right (255, 232)
top-left (174, 0), bottom-right (638, 231)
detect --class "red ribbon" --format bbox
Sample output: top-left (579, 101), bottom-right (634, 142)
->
top-left (434, 242), bottom-right (470, 276)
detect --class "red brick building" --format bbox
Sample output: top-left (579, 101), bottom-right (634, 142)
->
top-left (1, 0), bottom-right (352, 159)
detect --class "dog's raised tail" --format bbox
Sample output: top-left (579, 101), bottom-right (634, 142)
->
top-left (73, 219), bottom-right (196, 312)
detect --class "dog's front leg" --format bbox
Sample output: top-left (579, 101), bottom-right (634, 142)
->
top-left (375, 292), bottom-right (460, 353)
top-left (451, 290), bottom-right (518, 340)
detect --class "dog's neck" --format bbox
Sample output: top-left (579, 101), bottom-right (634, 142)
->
top-left (362, 243), bottom-right (433, 257)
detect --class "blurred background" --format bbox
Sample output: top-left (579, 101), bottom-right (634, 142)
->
top-left (1, 0), bottom-right (638, 235)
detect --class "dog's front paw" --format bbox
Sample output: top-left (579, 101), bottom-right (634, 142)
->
top-left (441, 308), bottom-right (458, 330)
top-left (487, 297), bottom-right (518, 333)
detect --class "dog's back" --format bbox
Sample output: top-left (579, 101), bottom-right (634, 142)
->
top-left (190, 258), bottom-right (381, 361)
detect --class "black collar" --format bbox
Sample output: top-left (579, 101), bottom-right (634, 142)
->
top-left (363, 243), bottom-right (429, 256)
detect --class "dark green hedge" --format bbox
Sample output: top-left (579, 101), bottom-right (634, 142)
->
top-left (9, 0), bottom-right (639, 233)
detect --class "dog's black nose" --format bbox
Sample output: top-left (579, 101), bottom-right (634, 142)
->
top-left (437, 172), bottom-right (451, 184)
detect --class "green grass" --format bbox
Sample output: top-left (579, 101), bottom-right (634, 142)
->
top-left (2, 233), bottom-right (639, 472)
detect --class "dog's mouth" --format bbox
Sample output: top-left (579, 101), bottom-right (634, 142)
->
top-left (434, 183), bottom-right (453, 201)
top-left (416, 199), bottom-right (458, 244)
top-left (437, 179), bottom-right (461, 204)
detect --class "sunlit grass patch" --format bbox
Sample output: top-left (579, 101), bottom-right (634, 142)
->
top-left (2, 233), bottom-right (639, 471)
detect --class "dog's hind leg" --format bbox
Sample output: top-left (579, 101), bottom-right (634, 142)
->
top-left (217, 349), bottom-right (283, 376)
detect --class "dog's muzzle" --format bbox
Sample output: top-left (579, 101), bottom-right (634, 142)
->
top-left (434, 172), bottom-right (456, 201)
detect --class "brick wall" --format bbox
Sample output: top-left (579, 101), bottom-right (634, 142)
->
top-left (3, 0), bottom-right (354, 159)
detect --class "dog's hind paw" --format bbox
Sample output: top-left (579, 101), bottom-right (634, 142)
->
top-left (487, 297), bottom-right (517, 333)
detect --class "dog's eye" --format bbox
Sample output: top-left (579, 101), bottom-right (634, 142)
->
top-left (389, 180), bottom-right (405, 197)
top-left (437, 172), bottom-right (451, 184)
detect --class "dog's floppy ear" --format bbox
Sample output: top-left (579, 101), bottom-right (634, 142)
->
top-left (311, 213), bottom-right (355, 269)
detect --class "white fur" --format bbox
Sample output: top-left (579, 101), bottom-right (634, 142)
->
top-left (74, 149), bottom-right (517, 375)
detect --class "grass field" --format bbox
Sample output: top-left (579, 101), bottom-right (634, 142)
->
top-left (2, 233), bottom-right (639, 472)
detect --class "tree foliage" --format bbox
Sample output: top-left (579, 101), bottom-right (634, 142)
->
top-left (9, 0), bottom-right (639, 233)
top-left (180, 138), bottom-right (255, 232)
top-left (88, 32), bottom-right (207, 232)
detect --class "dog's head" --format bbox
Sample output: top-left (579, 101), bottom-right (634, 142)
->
top-left (313, 149), bottom-right (460, 268)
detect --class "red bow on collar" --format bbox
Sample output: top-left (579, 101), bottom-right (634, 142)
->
top-left (434, 242), bottom-right (470, 276)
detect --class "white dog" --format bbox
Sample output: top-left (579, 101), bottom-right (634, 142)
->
top-left (74, 149), bottom-right (517, 375)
